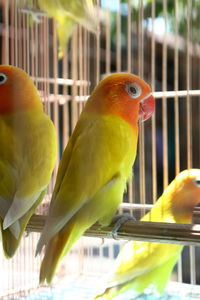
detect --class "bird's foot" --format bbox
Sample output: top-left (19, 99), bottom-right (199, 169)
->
top-left (111, 213), bottom-right (136, 240)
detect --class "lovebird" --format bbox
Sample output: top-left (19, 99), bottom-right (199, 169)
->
top-left (0, 65), bottom-right (57, 258)
top-left (94, 169), bottom-right (200, 300)
top-left (37, 0), bottom-right (98, 58)
top-left (36, 72), bottom-right (155, 284)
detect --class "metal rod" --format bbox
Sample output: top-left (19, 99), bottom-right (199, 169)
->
top-left (27, 215), bottom-right (200, 247)
top-left (153, 90), bottom-right (200, 97)
top-left (36, 90), bottom-right (200, 106)
top-left (31, 77), bottom-right (90, 86)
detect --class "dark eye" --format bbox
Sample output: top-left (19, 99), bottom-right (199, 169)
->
top-left (125, 82), bottom-right (142, 99)
top-left (194, 177), bottom-right (200, 187)
top-left (0, 73), bottom-right (8, 85)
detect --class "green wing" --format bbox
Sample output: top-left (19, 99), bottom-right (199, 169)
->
top-left (37, 113), bottom-right (137, 254)
top-left (0, 112), bottom-right (57, 257)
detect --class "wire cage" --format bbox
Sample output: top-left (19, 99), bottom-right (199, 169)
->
top-left (0, 0), bottom-right (200, 299)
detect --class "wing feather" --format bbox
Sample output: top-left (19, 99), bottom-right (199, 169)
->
top-left (0, 112), bottom-right (56, 256)
top-left (36, 114), bottom-right (136, 253)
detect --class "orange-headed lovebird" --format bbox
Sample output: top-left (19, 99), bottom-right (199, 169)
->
top-left (0, 65), bottom-right (57, 258)
top-left (94, 169), bottom-right (200, 300)
top-left (36, 72), bottom-right (155, 283)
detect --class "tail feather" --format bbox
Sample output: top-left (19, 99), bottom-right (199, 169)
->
top-left (8, 220), bottom-right (20, 239)
top-left (39, 223), bottom-right (74, 284)
top-left (39, 219), bottom-right (86, 284)
top-left (1, 190), bottom-right (45, 258)
top-left (1, 218), bottom-right (28, 258)
top-left (3, 189), bottom-right (44, 230)
top-left (1, 224), bottom-right (20, 258)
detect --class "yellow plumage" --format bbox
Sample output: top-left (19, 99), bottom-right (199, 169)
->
top-left (0, 65), bottom-right (57, 257)
top-left (94, 169), bottom-right (200, 299)
top-left (37, 0), bottom-right (98, 58)
top-left (36, 73), bottom-right (155, 284)
top-left (38, 114), bottom-right (137, 283)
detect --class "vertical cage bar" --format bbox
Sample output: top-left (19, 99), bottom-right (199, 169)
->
top-left (190, 245), bottom-right (196, 284)
top-left (2, 0), bottom-right (9, 64)
top-left (174, 0), bottom-right (182, 284)
top-left (105, 0), bottom-right (111, 75)
top-left (162, 0), bottom-right (168, 188)
top-left (18, 7), bottom-right (22, 68)
top-left (151, 0), bottom-right (157, 203)
top-left (116, 0), bottom-right (121, 72)
top-left (174, 0), bottom-right (180, 176)
top-left (14, 0), bottom-right (18, 66)
top-left (10, 0), bottom-right (15, 64)
top-left (83, 28), bottom-right (88, 105)
top-left (26, 6), bottom-right (30, 74)
top-left (40, 15), bottom-right (45, 110)
top-left (22, 5), bottom-right (26, 69)
top-left (42, 14), bottom-right (50, 115)
top-left (127, 0), bottom-right (133, 207)
top-left (98, 2), bottom-right (106, 264)
top-left (62, 44), bottom-right (69, 151)
top-left (34, 19), bottom-right (39, 88)
top-left (186, 0), bottom-right (195, 285)
top-left (186, 1), bottom-right (192, 169)
top-left (52, 19), bottom-right (59, 178)
top-left (138, 0), bottom-right (146, 216)
top-left (86, 30), bottom-right (90, 97)
top-left (95, 0), bottom-right (100, 84)
top-left (45, 16), bottom-right (50, 114)
top-left (138, 0), bottom-right (143, 77)
top-left (30, 13), bottom-right (35, 78)
top-left (78, 26), bottom-right (83, 117)
top-left (127, 0), bottom-right (131, 73)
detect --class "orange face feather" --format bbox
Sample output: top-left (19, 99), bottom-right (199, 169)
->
top-left (85, 73), bottom-right (155, 128)
top-left (0, 65), bottom-right (42, 114)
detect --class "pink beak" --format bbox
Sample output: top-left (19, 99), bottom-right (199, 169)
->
top-left (139, 94), bottom-right (155, 121)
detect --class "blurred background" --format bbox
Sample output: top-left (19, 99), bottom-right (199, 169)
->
top-left (0, 0), bottom-right (200, 299)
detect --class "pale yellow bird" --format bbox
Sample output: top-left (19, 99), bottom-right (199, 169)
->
top-left (94, 169), bottom-right (200, 299)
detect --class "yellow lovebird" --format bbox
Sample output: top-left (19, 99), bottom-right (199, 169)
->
top-left (0, 65), bottom-right (57, 258)
top-left (37, 0), bottom-right (98, 58)
top-left (36, 72), bottom-right (155, 284)
top-left (94, 169), bottom-right (200, 300)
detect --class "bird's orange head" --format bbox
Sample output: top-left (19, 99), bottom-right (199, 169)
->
top-left (0, 65), bottom-right (43, 114)
top-left (84, 73), bottom-right (155, 128)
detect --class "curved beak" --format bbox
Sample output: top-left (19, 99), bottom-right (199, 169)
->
top-left (139, 94), bottom-right (155, 121)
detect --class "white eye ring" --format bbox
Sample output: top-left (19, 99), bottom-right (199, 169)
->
top-left (125, 82), bottom-right (142, 99)
top-left (194, 177), bottom-right (200, 188)
top-left (0, 73), bottom-right (8, 85)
